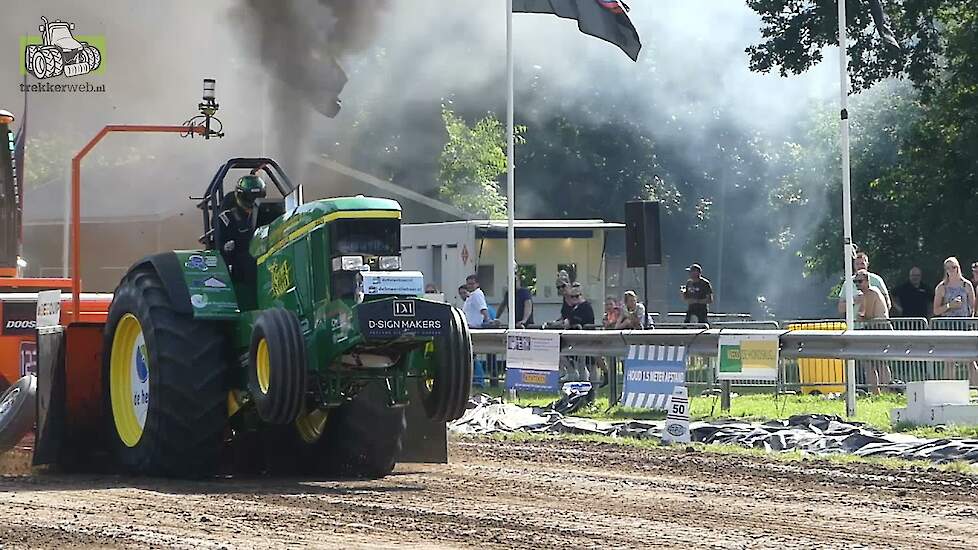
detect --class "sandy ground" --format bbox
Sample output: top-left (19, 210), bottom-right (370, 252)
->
top-left (0, 436), bottom-right (976, 549)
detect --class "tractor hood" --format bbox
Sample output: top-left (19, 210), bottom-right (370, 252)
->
top-left (251, 196), bottom-right (401, 263)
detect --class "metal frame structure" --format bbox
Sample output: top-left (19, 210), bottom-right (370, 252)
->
top-left (69, 125), bottom-right (204, 321)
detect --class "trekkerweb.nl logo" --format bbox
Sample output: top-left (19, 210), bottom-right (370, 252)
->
top-left (19, 16), bottom-right (105, 93)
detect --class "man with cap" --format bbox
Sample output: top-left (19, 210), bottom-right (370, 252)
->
top-left (218, 174), bottom-right (266, 284)
top-left (681, 263), bottom-right (713, 324)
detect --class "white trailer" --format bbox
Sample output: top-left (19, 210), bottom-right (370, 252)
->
top-left (401, 219), bottom-right (624, 323)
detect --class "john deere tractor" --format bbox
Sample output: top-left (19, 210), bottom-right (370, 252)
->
top-left (101, 158), bottom-right (472, 478)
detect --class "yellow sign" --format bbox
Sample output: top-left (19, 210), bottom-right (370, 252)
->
top-left (522, 372), bottom-right (548, 385)
top-left (267, 260), bottom-right (292, 298)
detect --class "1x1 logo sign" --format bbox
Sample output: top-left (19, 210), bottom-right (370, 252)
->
top-left (393, 300), bottom-right (415, 317)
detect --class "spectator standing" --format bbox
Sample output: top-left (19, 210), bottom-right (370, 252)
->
top-left (837, 251), bottom-right (890, 319)
top-left (891, 266), bottom-right (933, 318)
top-left (462, 275), bottom-right (490, 328)
top-left (681, 263), bottom-right (713, 324)
top-left (616, 290), bottom-right (648, 329)
top-left (854, 270), bottom-right (889, 321)
top-left (971, 262), bottom-right (978, 289)
top-left (497, 274), bottom-right (534, 328)
top-left (933, 257), bottom-right (978, 385)
top-left (933, 257), bottom-right (975, 318)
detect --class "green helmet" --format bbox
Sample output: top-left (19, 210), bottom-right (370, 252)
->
top-left (234, 174), bottom-right (266, 209)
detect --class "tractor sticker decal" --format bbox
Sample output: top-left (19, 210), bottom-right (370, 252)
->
top-left (185, 254), bottom-right (209, 271)
top-left (131, 337), bottom-right (149, 429)
top-left (267, 260), bottom-right (292, 298)
top-left (199, 276), bottom-right (227, 289)
top-left (23, 17), bottom-right (103, 79)
top-left (190, 294), bottom-right (208, 308)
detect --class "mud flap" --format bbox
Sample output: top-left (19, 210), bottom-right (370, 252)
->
top-left (32, 326), bottom-right (65, 466)
top-left (32, 323), bottom-right (106, 468)
top-left (399, 381), bottom-right (447, 463)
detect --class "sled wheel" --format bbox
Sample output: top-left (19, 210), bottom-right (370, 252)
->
top-left (0, 375), bottom-right (36, 454)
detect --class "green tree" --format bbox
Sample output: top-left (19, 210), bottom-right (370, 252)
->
top-left (437, 107), bottom-right (523, 219)
top-left (746, 0), bottom-right (950, 94)
top-left (752, 3), bottom-right (978, 286)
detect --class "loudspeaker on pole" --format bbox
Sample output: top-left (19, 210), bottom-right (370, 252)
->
top-left (624, 200), bottom-right (662, 268)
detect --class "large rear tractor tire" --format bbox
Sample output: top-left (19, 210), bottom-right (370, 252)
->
top-left (0, 375), bottom-right (36, 454)
top-left (247, 308), bottom-right (307, 425)
top-left (418, 307), bottom-right (473, 422)
top-left (103, 267), bottom-right (227, 478)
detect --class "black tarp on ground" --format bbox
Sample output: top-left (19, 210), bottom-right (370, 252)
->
top-left (450, 396), bottom-right (978, 464)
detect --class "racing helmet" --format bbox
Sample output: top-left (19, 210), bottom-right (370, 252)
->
top-left (234, 174), bottom-right (266, 210)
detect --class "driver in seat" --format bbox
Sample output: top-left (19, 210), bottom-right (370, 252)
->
top-left (218, 174), bottom-right (266, 284)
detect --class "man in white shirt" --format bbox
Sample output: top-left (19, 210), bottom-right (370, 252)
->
top-left (462, 274), bottom-right (490, 328)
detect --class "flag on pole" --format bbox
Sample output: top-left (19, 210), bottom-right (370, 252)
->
top-left (513, 0), bottom-right (642, 61)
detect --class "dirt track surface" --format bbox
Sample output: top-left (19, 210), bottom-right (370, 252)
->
top-left (1, 437), bottom-right (978, 549)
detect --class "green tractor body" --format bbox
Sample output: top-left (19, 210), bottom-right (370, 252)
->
top-left (101, 158), bottom-right (472, 478)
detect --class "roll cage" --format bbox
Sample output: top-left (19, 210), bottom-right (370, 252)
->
top-left (196, 157), bottom-right (297, 250)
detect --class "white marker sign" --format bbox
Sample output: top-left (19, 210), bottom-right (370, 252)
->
top-left (36, 289), bottom-right (62, 328)
top-left (661, 385), bottom-right (691, 445)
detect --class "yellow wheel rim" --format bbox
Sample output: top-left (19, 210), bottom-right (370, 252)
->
top-left (256, 338), bottom-right (271, 395)
top-left (110, 313), bottom-right (150, 448)
top-left (295, 408), bottom-right (329, 444)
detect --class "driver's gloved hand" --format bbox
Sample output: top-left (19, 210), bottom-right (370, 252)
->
top-left (223, 241), bottom-right (235, 252)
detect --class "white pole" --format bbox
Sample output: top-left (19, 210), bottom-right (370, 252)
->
top-left (505, 0), bottom-right (517, 328)
top-left (837, 0), bottom-right (857, 417)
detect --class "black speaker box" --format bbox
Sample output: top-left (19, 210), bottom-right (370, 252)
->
top-left (624, 200), bottom-right (662, 267)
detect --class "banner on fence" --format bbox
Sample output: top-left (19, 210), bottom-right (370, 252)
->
top-left (621, 345), bottom-right (686, 410)
top-left (717, 333), bottom-right (779, 381)
top-left (505, 330), bottom-right (561, 392)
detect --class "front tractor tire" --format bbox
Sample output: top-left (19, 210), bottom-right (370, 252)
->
top-left (104, 268), bottom-right (227, 478)
top-left (418, 307), bottom-right (473, 422)
top-left (247, 308), bottom-right (307, 425)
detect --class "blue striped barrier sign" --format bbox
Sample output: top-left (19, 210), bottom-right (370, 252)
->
top-left (621, 344), bottom-right (686, 410)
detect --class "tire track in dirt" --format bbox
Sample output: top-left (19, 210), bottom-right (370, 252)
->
top-left (0, 436), bottom-right (975, 549)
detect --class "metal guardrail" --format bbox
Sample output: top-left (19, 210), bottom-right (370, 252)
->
top-left (471, 328), bottom-right (978, 362)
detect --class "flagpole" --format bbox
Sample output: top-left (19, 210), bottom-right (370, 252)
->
top-left (505, 0), bottom-right (517, 329)
top-left (837, 0), bottom-right (856, 417)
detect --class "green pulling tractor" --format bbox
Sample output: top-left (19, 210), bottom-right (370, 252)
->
top-left (102, 158), bottom-right (472, 478)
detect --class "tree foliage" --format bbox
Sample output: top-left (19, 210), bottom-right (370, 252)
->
top-left (758, 2), bottom-right (978, 286)
top-left (437, 107), bottom-right (523, 218)
top-left (747, 0), bottom-right (952, 94)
